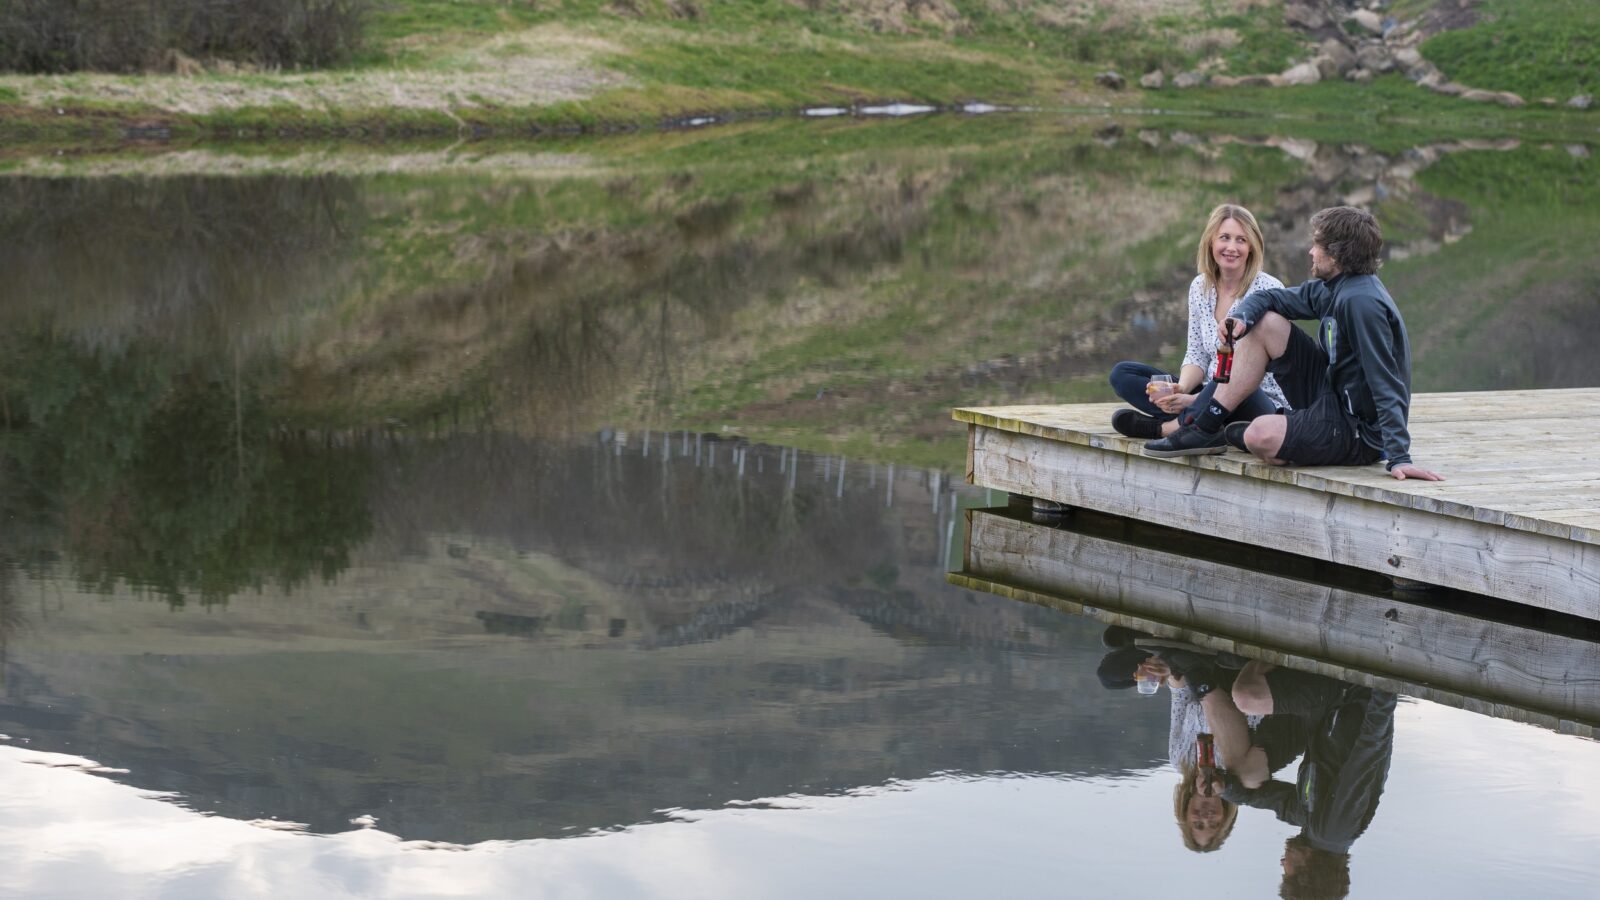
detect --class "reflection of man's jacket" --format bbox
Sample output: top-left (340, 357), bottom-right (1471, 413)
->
top-left (1222, 680), bottom-right (1398, 854)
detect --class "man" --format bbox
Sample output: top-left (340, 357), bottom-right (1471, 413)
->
top-left (1142, 207), bottom-right (1443, 481)
top-left (1218, 662), bottom-right (1398, 900)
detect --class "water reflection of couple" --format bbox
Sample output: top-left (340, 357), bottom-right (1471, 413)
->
top-left (1100, 633), bottom-right (1396, 899)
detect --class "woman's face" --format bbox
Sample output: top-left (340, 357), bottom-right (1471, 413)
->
top-left (1211, 218), bottom-right (1252, 279)
top-left (1186, 793), bottom-right (1227, 848)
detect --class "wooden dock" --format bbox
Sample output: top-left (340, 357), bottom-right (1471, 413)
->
top-left (950, 507), bottom-right (1600, 736)
top-left (955, 389), bottom-right (1600, 619)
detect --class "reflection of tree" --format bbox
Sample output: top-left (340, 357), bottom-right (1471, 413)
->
top-left (0, 175), bottom-right (359, 351)
top-left (0, 333), bottom-right (372, 605)
top-left (0, 556), bottom-right (17, 688)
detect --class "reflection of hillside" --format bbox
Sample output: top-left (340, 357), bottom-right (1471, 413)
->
top-left (0, 175), bottom-right (358, 351)
top-left (9, 127), bottom-right (1588, 463)
top-left (0, 435), bottom-right (1169, 843)
top-left (276, 164), bottom-right (948, 432)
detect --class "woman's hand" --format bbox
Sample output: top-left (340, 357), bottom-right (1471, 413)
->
top-left (1153, 390), bottom-right (1197, 414)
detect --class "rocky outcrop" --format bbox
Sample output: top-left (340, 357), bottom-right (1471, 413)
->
top-left (1094, 71), bottom-right (1126, 91)
top-left (1279, 62), bottom-right (1322, 86)
top-left (1139, 70), bottom-right (1165, 90)
top-left (1260, 0), bottom-right (1543, 109)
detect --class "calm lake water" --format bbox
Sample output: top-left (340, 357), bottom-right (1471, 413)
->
top-left (2, 114), bottom-right (1598, 898)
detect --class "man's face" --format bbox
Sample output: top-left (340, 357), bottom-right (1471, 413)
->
top-left (1309, 240), bottom-right (1340, 280)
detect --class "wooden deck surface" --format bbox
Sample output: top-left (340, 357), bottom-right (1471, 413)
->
top-left (957, 388), bottom-right (1600, 544)
top-left (954, 388), bottom-right (1600, 616)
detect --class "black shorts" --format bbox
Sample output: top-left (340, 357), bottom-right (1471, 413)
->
top-left (1268, 327), bottom-right (1383, 468)
top-left (1250, 713), bottom-right (1310, 776)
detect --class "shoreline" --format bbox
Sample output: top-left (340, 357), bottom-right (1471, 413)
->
top-left (3, 84), bottom-right (1596, 156)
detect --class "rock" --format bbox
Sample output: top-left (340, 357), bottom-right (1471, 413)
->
top-left (1284, 2), bottom-right (1329, 29)
top-left (1537, 97), bottom-right (1558, 107)
top-left (1095, 71), bottom-right (1126, 90)
top-left (1346, 68), bottom-right (1375, 83)
top-left (1407, 61), bottom-right (1442, 84)
top-left (1355, 42), bottom-right (1396, 73)
top-left (1138, 129), bottom-right (1162, 147)
top-left (1280, 62), bottom-right (1322, 86)
top-left (1459, 88), bottom-right (1526, 107)
top-left (1210, 74), bottom-right (1277, 88)
top-left (1172, 71), bottom-right (1206, 89)
top-left (1569, 144), bottom-right (1591, 159)
top-left (1343, 185), bottom-right (1377, 207)
top-left (1317, 40), bottom-right (1356, 76)
top-left (1392, 47), bottom-right (1424, 71)
top-left (1348, 9), bottom-right (1384, 35)
top-left (1140, 69), bottom-right (1165, 90)
top-left (1430, 81), bottom-right (1464, 96)
top-left (1314, 54), bottom-right (1341, 81)
top-left (1569, 94), bottom-right (1594, 110)
top-left (1274, 137), bottom-right (1319, 161)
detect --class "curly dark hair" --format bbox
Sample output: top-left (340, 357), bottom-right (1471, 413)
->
top-left (1310, 206), bottom-right (1384, 276)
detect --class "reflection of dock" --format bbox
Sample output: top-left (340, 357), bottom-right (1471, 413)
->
top-left (955, 390), bottom-right (1600, 618)
top-left (950, 507), bottom-right (1600, 736)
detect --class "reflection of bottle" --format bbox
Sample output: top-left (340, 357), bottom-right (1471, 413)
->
top-left (1213, 338), bottom-right (1234, 384)
top-left (1196, 733), bottom-right (1218, 794)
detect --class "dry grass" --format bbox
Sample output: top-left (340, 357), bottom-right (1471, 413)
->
top-left (2, 148), bottom-right (604, 178)
top-left (0, 24), bottom-right (628, 115)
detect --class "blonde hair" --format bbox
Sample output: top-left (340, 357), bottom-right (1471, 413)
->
top-left (1196, 203), bottom-right (1266, 296)
top-left (1173, 763), bottom-right (1241, 853)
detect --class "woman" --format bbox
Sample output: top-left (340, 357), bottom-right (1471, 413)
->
top-left (1097, 640), bottom-right (1248, 852)
top-left (1109, 204), bottom-right (1289, 439)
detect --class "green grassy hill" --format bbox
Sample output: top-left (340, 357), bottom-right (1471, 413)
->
top-left (1, 0), bottom-right (1593, 140)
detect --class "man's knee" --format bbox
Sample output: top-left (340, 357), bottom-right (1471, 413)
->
top-left (1246, 311), bottom-right (1293, 359)
top-left (1244, 415), bottom-right (1286, 458)
top-left (1233, 662), bottom-right (1276, 716)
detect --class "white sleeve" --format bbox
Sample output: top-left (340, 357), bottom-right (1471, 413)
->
top-left (1169, 686), bottom-right (1203, 771)
top-left (1180, 276), bottom-right (1210, 372)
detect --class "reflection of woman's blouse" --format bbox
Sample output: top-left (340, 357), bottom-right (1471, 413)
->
top-left (1181, 272), bottom-right (1290, 410)
top-left (1168, 685), bottom-right (1264, 771)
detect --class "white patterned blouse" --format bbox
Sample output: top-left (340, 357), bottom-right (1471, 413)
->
top-left (1180, 271), bottom-right (1290, 410)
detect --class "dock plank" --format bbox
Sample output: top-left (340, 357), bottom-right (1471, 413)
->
top-left (955, 389), bottom-right (1600, 617)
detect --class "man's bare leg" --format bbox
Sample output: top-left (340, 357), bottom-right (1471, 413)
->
top-left (1232, 660), bottom-right (1278, 716)
top-left (1143, 312), bottom-right (1294, 457)
top-left (1214, 312), bottom-right (1293, 463)
top-left (1212, 311), bottom-right (1290, 408)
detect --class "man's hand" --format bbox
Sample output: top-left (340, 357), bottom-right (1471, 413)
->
top-left (1153, 391), bottom-right (1196, 414)
top-left (1390, 463), bottom-right (1444, 481)
top-left (1224, 316), bottom-right (1249, 340)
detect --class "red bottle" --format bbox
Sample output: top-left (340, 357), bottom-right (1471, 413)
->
top-left (1213, 333), bottom-right (1234, 384)
top-left (1196, 733), bottom-right (1218, 795)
